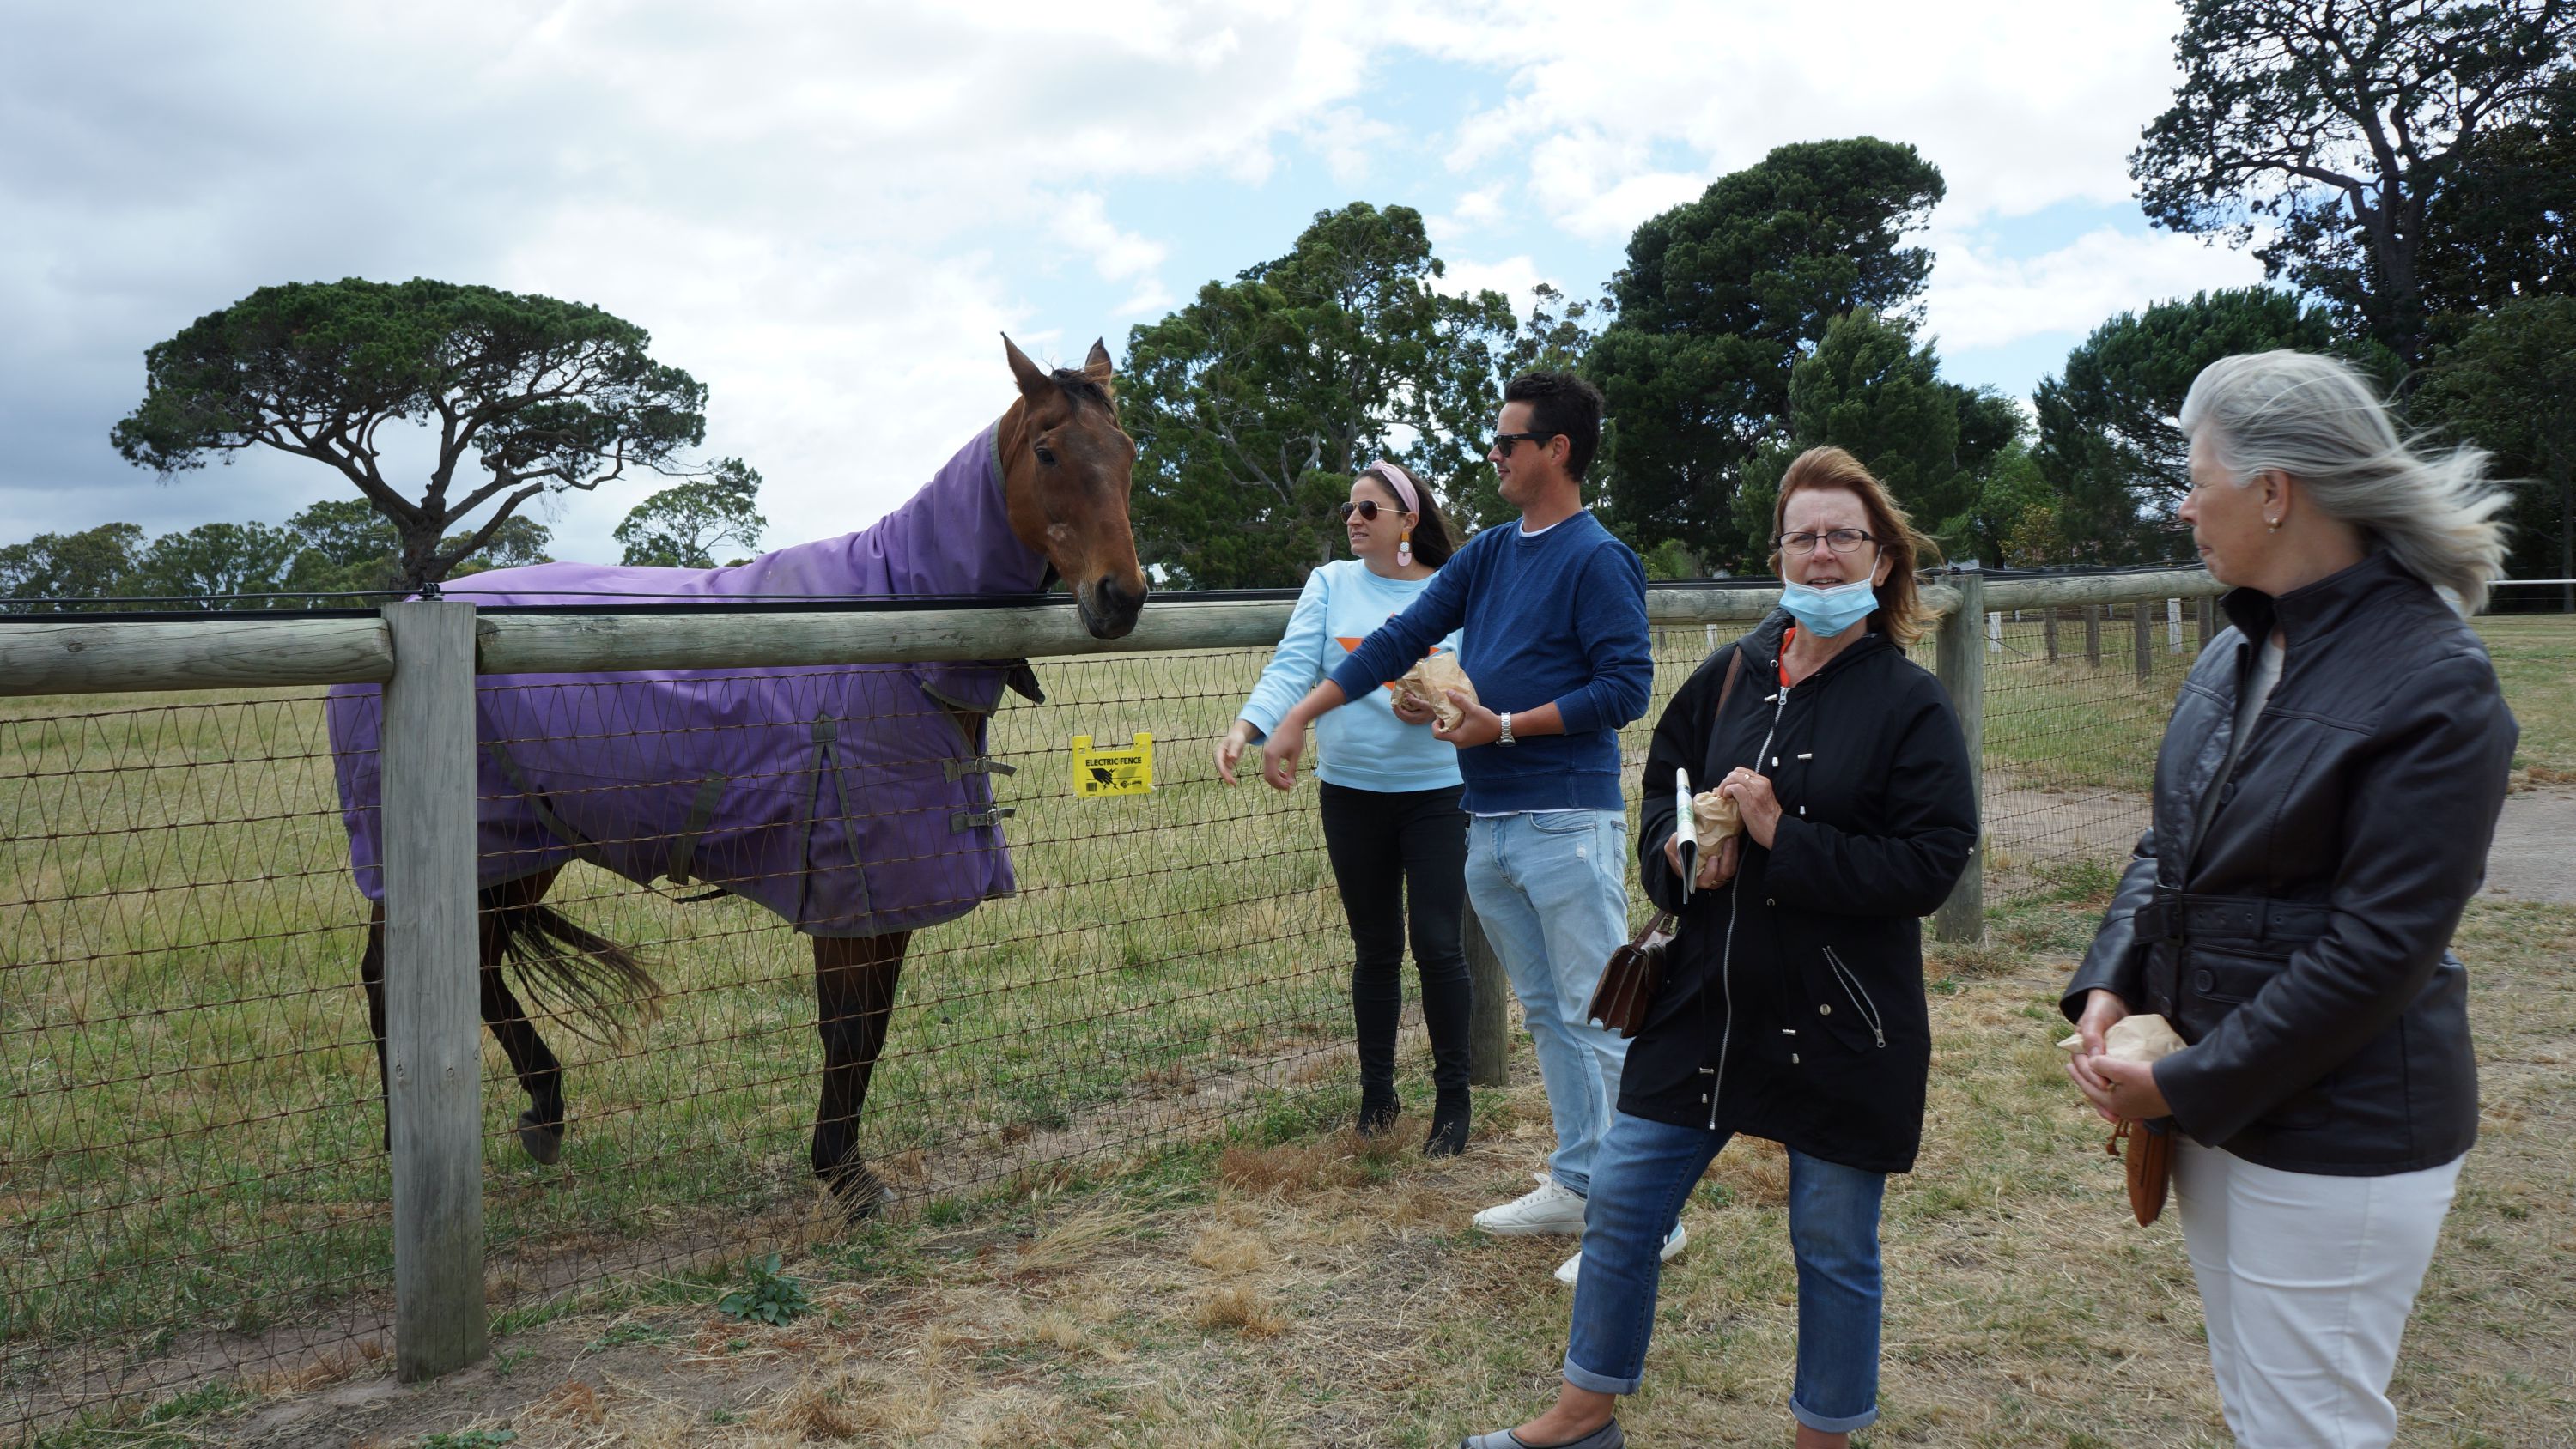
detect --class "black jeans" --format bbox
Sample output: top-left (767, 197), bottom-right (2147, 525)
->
top-left (1317, 781), bottom-right (1472, 1097)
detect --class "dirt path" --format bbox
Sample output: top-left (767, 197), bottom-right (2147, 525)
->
top-left (2484, 783), bottom-right (2576, 905)
top-left (1981, 773), bottom-right (2571, 908)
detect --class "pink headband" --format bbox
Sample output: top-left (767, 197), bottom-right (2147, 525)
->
top-left (1364, 458), bottom-right (1419, 516)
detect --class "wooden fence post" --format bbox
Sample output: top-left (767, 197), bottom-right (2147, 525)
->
top-left (2132, 602), bottom-right (2154, 683)
top-left (2042, 606), bottom-right (2059, 661)
top-left (1933, 572), bottom-right (1985, 943)
top-left (2197, 595), bottom-right (2217, 646)
top-left (1463, 900), bottom-right (1510, 1088)
top-left (381, 602), bottom-right (488, 1382)
top-left (2084, 604), bottom-right (2103, 665)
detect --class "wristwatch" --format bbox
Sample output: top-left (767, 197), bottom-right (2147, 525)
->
top-left (1497, 710), bottom-right (1516, 747)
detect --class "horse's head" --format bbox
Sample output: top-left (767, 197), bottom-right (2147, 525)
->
top-left (999, 334), bottom-right (1149, 639)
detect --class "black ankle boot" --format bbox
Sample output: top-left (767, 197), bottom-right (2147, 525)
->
top-left (1357, 1082), bottom-right (1402, 1137)
top-left (1422, 1090), bottom-right (1470, 1157)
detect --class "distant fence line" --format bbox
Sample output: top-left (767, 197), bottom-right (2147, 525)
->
top-left (0, 566), bottom-right (2225, 1422)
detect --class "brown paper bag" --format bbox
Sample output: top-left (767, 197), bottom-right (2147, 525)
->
top-left (1392, 655), bottom-right (1477, 729)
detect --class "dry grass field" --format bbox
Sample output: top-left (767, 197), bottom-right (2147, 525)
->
top-left (4, 610), bottom-right (2569, 1446)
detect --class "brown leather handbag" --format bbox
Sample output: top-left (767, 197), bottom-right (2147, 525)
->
top-left (1586, 912), bottom-right (1675, 1038)
top-left (2108, 1117), bottom-right (2176, 1226)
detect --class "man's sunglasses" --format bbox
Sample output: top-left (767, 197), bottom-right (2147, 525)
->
top-left (1490, 431), bottom-right (1561, 454)
top-left (1336, 500), bottom-right (1409, 521)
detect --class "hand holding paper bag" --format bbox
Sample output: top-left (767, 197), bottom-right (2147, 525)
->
top-left (1390, 655), bottom-right (1477, 729)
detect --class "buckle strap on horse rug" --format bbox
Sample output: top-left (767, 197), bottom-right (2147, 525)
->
top-left (483, 742), bottom-right (608, 870)
top-left (664, 773), bottom-right (728, 886)
top-left (2133, 891), bottom-right (2330, 947)
top-left (942, 756), bottom-right (1018, 782)
top-left (951, 806), bottom-right (1015, 832)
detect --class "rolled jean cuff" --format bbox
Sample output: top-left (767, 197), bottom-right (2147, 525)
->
top-left (1562, 1353), bottom-right (1642, 1397)
top-left (1789, 1393), bottom-right (1878, 1435)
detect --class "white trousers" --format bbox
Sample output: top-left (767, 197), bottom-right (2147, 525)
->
top-left (2172, 1139), bottom-right (2463, 1448)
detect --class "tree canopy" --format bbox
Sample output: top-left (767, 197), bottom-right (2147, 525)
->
top-left (2417, 69), bottom-right (2576, 331)
top-left (615, 458), bottom-right (768, 568)
top-left (0, 524), bottom-right (146, 611)
top-left (2132, 0), bottom-right (2574, 367)
top-left (2415, 295), bottom-right (2576, 600)
top-left (0, 501), bottom-right (552, 611)
top-left (2033, 288), bottom-right (2340, 561)
top-left (1731, 310), bottom-right (2019, 566)
top-left (112, 278), bottom-right (714, 590)
top-left (1584, 137), bottom-right (1947, 567)
top-left (1120, 203), bottom-right (1515, 588)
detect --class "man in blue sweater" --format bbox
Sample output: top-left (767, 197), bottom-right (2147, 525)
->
top-left (1260, 373), bottom-right (1657, 1256)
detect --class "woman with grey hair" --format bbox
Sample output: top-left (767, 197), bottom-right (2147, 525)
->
top-left (2061, 349), bottom-right (2517, 1447)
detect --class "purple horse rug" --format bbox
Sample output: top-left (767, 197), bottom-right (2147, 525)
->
top-left (328, 427), bottom-right (1044, 937)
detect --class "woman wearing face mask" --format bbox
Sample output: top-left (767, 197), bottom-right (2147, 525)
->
top-left (1219, 463), bottom-right (1475, 1155)
top-left (1463, 447), bottom-right (1976, 1449)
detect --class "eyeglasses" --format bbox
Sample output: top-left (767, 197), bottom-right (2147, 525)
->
top-left (1336, 500), bottom-right (1405, 522)
top-left (1775, 529), bottom-right (1878, 556)
top-left (1489, 431), bottom-right (1559, 454)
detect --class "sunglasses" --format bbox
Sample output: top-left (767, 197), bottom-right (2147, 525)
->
top-left (1337, 500), bottom-right (1409, 522)
top-left (1489, 431), bottom-right (1560, 454)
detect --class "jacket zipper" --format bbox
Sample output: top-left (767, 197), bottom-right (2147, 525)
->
top-left (1823, 946), bottom-right (1886, 1048)
top-left (1710, 678), bottom-right (1790, 1129)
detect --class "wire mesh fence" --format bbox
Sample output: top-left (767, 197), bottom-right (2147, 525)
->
top-left (0, 589), bottom-right (2260, 1438)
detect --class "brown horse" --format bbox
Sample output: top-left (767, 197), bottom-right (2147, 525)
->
top-left (349, 334), bottom-right (1147, 1216)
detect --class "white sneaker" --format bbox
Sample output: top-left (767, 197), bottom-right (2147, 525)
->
top-left (1554, 1222), bottom-right (1687, 1286)
top-left (1473, 1173), bottom-right (1589, 1235)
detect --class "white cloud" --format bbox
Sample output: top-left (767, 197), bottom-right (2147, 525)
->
top-left (3, 0), bottom-right (2259, 567)
top-left (1433, 254), bottom-right (1555, 305)
top-left (1419, 0), bottom-right (2189, 232)
top-left (1924, 225), bottom-right (2269, 353)
top-left (1052, 192), bottom-right (1170, 282)
top-left (1427, 183), bottom-right (1508, 241)
top-left (0, 0), bottom-right (1393, 560)
top-left (1302, 106), bottom-right (1402, 186)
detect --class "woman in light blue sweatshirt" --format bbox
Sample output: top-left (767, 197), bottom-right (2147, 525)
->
top-left (1218, 462), bottom-right (1473, 1155)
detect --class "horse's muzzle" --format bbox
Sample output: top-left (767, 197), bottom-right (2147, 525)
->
top-left (1080, 574), bottom-right (1148, 640)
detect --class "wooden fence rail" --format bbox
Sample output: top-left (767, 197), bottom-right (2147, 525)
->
top-left (1, 566), bottom-right (2225, 1382)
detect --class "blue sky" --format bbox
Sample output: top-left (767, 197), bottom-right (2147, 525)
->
top-left (2, 2), bottom-right (2266, 570)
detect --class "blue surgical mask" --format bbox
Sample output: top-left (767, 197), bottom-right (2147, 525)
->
top-left (1780, 578), bottom-right (1878, 638)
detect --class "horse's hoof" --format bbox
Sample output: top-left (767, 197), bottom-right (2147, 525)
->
top-left (825, 1161), bottom-right (895, 1221)
top-left (517, 1110), bottom-right (564, 1166)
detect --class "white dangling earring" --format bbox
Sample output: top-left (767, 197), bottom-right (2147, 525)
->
top-left (1398, 528), bottom-right (1413, 567)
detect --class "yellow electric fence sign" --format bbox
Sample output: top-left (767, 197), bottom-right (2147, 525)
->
top-left (1069, 732), bottom-right (1154, 797)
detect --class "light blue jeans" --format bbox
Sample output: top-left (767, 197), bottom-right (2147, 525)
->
top-left (1564, 1111), bottom-right (1888, 1434)
top-left (1463, 809), bottom-right (1631, 1197)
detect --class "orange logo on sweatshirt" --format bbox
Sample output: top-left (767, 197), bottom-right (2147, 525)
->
top-left (1336, 638), bottom-right (1452, 694)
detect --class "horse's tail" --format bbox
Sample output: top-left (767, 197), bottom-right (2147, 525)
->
top-left (489, 900), bottom-right (664, 1046)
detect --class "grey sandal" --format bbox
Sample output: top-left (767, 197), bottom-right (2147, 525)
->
top-left (1457, 1420), bottom-right (1623, 1449)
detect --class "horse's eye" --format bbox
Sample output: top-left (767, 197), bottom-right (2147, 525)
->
top-left (1034, 444), bottom-right (1057, 466)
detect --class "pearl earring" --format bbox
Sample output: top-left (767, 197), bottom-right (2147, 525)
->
top-left (2265, 517), bottom-right (2281, 533)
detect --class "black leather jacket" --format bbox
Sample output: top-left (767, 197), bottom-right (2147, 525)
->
top-left (2061, 553), bottom-right (2518, 1175)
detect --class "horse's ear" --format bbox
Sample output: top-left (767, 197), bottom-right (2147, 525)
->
top-left (1083, 339), bottom-right (1115, 390)
top-left (1002, 333), bottom-right (1052, 399)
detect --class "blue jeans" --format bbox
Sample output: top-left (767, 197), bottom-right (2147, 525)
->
top-left (1463, 810), bottom-right (1631, 1197)
top-left (1564, 1111), bottom-right (1888, 1435)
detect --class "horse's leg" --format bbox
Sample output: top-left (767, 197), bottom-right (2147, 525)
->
top-left (480, 868), bottom-right (570, 1165)
top-left (361, 903), bottom-right (391, 1152)
top-left (812, 931), bottom-right (910, 1216)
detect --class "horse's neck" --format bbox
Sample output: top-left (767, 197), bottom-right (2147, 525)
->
top-left (754, 419), bottom-right (1047, 599)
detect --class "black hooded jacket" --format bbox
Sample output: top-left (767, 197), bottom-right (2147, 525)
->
top-left (1626, 610), bottom-right (1978, 1174)
top-left (2060, 553), bottom-right (2517, 1175)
